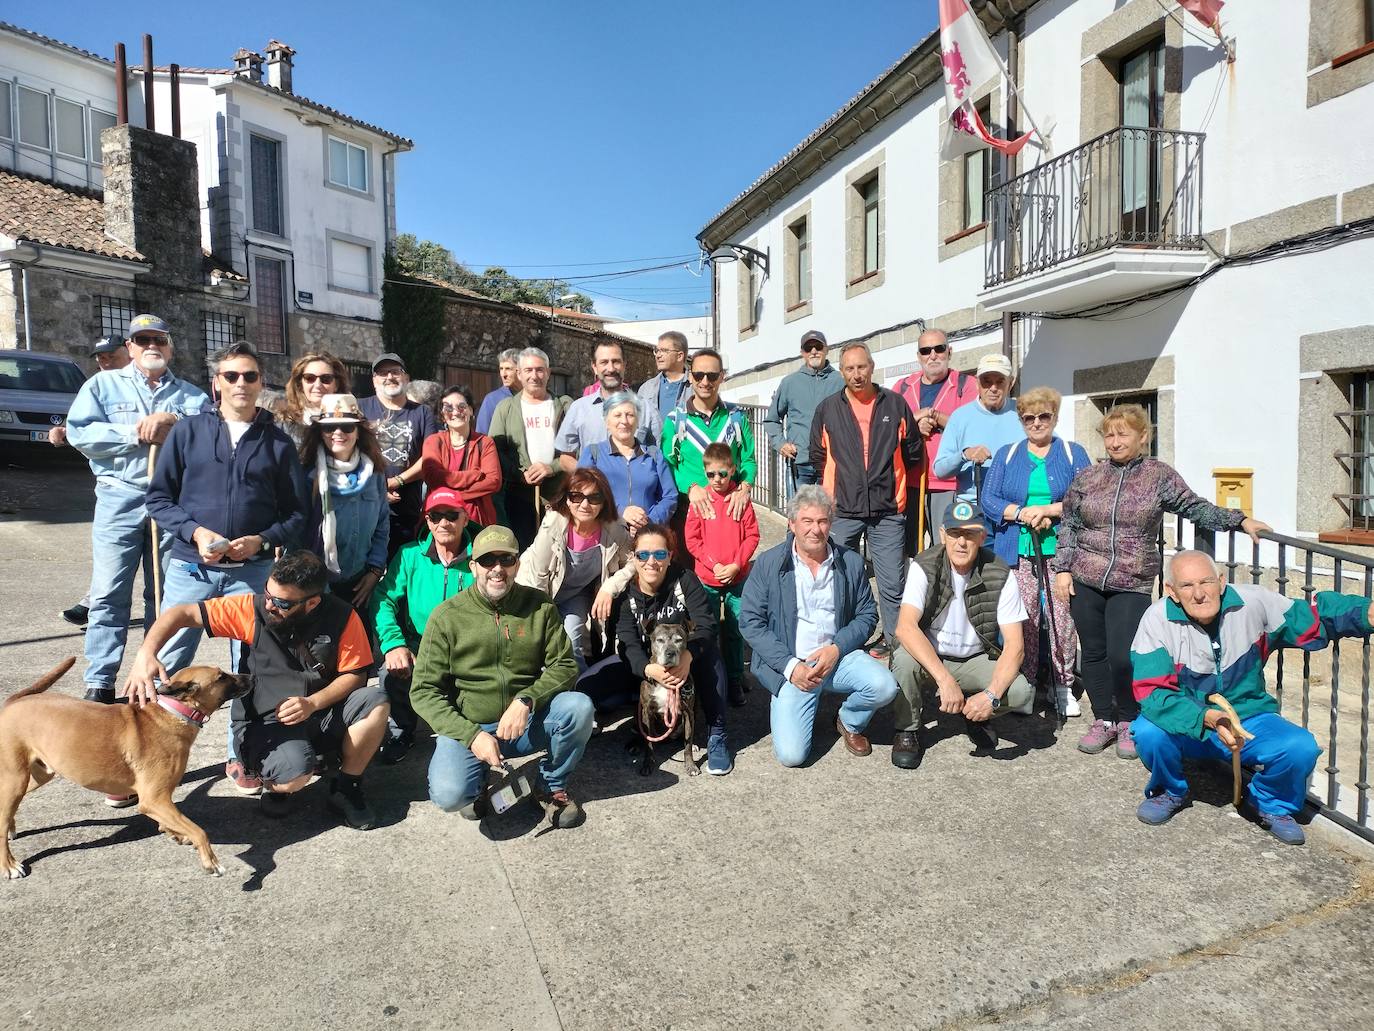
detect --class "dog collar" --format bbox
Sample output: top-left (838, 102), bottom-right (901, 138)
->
top-left (156, 695), bottom-right (209, 728)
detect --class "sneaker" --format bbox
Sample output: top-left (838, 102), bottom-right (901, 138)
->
top-left (63, 603), bottom-right (89, 627)
top-left (866, 641), bottom-right (892, 662)
top-left (83, 686), bottom-right (115, 704)
top-left (727, 681), bottom-right (747, 707)
top-left (1260, 812), bottom-right (1306, 846)
top-left (964, 716), bottom-right (999, 753)
top-left (537, 788), bottom-right (586, 829)
top-left (225, 761), bottom-right (263, 796)
top-left (706, 732), bottom-right (733, 775)
top-left (1115, 722), bottom-right (1138, 760)
top-left (1077, 719), bottom-right (1118, 754)
top-left (260, 791), bottom-right (293, 819)
top-left (104, 793), bottom-right (137, 808)
top-left (1137, 791), bottom-right (1191, 826)
top-left (376, 733), bottom-right (413, 766)
top-left (327, 777), bottom-right (376, 830)
top-left (1055, 686), bottom-right (1082, 718)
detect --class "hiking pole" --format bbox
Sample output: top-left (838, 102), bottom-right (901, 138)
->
top-left (1032, 529), bottom-right (1065, 727)
top-left (1206, 693), bottom-right (1255, 809)
top-left (916, 468), bottom-right (928, 552)
top-left (147, 442), bottom-right (163, 618)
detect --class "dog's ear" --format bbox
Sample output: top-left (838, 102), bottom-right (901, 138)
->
top-left (159, 681), bottom-right (195, 698)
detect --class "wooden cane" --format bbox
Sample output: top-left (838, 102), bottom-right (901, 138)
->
top-left (147, 442), bottom-right (163, 618)
top-left (1207, 693), bottom-right (1255, 808)
top-left (916, 467), bottom-right (928, 551)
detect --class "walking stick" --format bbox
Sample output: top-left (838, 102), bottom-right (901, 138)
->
top-left (916, 467), bottom-right (928, 552)
top-left (1032, 528), bottom-right (1065, 726)
top-left (1206, 693), bottom-right (1255, 809)
top-left (148, 442), bottom-right (163, 618)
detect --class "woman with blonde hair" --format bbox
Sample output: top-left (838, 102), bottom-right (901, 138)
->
top-left (282, 351), bottom-right (350, 447)
top-left (1052, 403), bottom-right (1269, 759)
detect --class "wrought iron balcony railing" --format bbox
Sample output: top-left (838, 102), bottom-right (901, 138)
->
top-left (984, 126), bottom-right (1205, 290)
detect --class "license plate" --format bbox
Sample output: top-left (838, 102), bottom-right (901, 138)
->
top-left (29, 430), bottom-right (49, 441)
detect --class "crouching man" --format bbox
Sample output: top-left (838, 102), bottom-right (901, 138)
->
top-left (410, 525), bottom-right (593, 829)
top-left (127, 550), bottom-right (390, 828)
top-left (1130, 550), bottom-right (1374, 845)
top-left (891, 499), bottom-right (1033, 766)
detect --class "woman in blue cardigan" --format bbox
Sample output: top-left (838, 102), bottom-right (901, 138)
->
top-left (579, 390), bottom-right (677, 534)
top-left (980, 387), bottom-right (1091, 716)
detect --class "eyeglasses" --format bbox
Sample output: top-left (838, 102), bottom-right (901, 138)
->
top-left (704, 469), bottom-right (733, 479)
top-left (441, 403), bottom-right (471, 414)
top-left (801, 343), bottom-right (826, 353)
top-left (919, 344), bottom-right (949, 356)
top-left (131, 334), bottom-right (168, 347)
top-left (264, 591), bottom-right (319, 612)
top-left (426, 510), bottom-right (464, 524)
top-left (691, 370), bottom-right (721, 383)
top-left (219, 370), bottom-right (260, 384)
top-left (1020, 412), bottom-right (1053, 425)
top-left (475, 553), bottom-right (518, 568)
top-left (301, 372), bottom-right (336, 385)
top-left (635, 549), bottom-right (670, 562)
top-left (653, 347), bottom-right (683, 356)
top-left (567, 491), bottom-right (604, 506)
top-left (374, 370), bottom-right (404, 380)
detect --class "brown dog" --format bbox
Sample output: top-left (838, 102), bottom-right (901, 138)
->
top-left (634, 622), bottom-right (698, 778)
top-left (0, 658), bottom-right (252, 880)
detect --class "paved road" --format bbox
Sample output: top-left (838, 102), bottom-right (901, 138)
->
top-left (1, 460), bottom-right (1371, 1030)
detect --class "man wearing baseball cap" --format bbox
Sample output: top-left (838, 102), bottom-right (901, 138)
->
top-left (932, 352), bottom-right (1022, 507)
top-left (889, 498), bottom-right (1033, 766)
top-left (763, 329), bottom-right (844, 496)
top-left (409, 525), bottom-right (593, 829)
top-left (360, 352), bottom-right (440, 558)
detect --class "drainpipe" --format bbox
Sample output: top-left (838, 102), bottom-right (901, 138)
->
top-left (1001, 13), bottom-right (1020, 369)
top-left (21, 264), bottom-right (32, 350)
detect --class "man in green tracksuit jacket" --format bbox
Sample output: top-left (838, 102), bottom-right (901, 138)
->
top-left (410, 524), bottom-right (592, 828)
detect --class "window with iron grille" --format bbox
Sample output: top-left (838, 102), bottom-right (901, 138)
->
top-left (343, 360), bottom-right (373, 398)
top-left (96, 296), bottom-right (137, 342)
top-left (253, 256), bottom-right (288, 355)
top-left (1094, 391), bottom-right (1159, 458)
top-left (249, 134), bottom-right (284, 236)
top-left (202, 311), bottom-right (246, 354)
top-left (1342, 370), bottom-right (1374, 531)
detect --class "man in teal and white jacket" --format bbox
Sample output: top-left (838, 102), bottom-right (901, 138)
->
top-left (1129, 549), bottom-right (1373, 845)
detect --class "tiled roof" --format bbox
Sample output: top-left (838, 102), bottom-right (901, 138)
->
top-left (0, 169), bottom-right (143, 262)
top-left (0, 21), bottom-right (110, 66)
top-left (231, 79), bottom-right (414, 148)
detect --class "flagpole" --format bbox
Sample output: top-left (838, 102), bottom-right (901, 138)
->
top-left (966, 8), bottom-right (1051, 154)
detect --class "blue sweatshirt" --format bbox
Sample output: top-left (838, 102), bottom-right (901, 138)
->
top-left (579, 440), bottom-right (678, 524)
top-left (933, 400), bottom-right (1024, 502)
top-left (980, 436), bottom-right (1092, 566)
top-left (146, 408), bottom-right (310, 563)
top-left (764, 361), bottom-right (845, 455)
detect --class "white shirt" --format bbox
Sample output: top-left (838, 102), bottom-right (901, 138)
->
top-left (900, 558), bottom-right (1026, 658)
top-left (785, 545), bottom-right (837, 681)
top-left (225, 419), bottom-right (252, 449)
top-left (521, 397), bottom-right (557, 465)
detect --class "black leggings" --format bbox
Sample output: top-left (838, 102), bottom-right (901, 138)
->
top-left (1069, 581), bottom-right (1152, 725)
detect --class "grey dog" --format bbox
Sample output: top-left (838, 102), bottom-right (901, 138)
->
top-left (635, 622), bottom-right (698, 778)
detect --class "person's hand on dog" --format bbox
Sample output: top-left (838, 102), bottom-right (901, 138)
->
top-left (646, 652), bottom-right (692, 690)
top-left (803, 644), bottom-right (839, 682)
top-left (384, 646), bottom-right (415, 677)
top-left (276, 695), bottom-right (318, 726)
top-left (471, 730), bottom-right (503, 767)
top-left (125, 652), bottom-right (168, 706)
top-left (496, 698), bottom-right (531, 742)
top-left (591, 589), bottom-right (614, 622)
top-left (936, 673), bottom-right (965, 715)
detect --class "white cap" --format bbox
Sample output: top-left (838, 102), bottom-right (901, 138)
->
top-left (975, 354), bottom-right (1014, 380)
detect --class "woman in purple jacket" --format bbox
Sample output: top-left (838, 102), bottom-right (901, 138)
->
top-left (1051, 404), bottom-right (1268, 760)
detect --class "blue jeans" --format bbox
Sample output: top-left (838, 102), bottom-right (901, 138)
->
top-left (83, 482), bottom-right (173, 690)
top-left (427, 691), bottom-right (595, 812)
top-left (1132, 712), bottom-right (1321, 817)
top-left (770, 651), bottom-right (899, 767)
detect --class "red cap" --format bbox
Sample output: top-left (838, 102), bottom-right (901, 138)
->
top-left (423, 487), bottom-right (465, 513)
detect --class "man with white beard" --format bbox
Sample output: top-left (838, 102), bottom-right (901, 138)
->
top-left (360, 352), bottom-right (440, 558)
top-left (66, 314), bottom-right (208, 707)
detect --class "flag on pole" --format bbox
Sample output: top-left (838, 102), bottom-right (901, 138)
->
top-left (1177, 0), bottom-right (1224, 30)
top-left (938, 0), bottom-right (1035, 158)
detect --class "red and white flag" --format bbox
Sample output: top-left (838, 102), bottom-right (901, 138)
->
top-left (1178, 0), bottom-right (1224, 30)
top-left (939, 0), bottom-right (1035, 158)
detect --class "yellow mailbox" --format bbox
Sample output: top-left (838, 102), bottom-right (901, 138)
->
top-left (1213, 468), bottom-right (1253, 513)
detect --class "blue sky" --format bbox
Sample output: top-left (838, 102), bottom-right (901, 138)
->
top-left (30, 1), bottom-right (939, 320)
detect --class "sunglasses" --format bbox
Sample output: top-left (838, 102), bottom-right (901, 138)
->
top-left (323, 424), bottom-right (359, 435)
top-left (635, 549), bottom-right (670, 562)
top-left (801, 343), bottom-right (826, 353)
top-left (919, 344), bottom-right (949, 356)
top-left (264, 591), bottom-right (318, 612)
top-left (691, 370), bottom-right (721, 383)
top-left (1021, 412), bottom-right (1053, 425)
top-left (567, 491), bottom-right (604, 506)
top-left (219, 370), bottom-right (260, 384)
top-left (704, 469), bottom-right (733, 479)
top-left (427, 509), bottom-right (464, 524)
top-left (131, 334), bottom-right (168, 346)
top-left (475, 553), bottom-right (518, 568)
top-left (301, 372), bottom-right (336, 385)
top-left (441, 403), bottom-right (471, 414)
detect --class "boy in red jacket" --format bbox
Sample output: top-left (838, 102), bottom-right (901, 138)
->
top-left (685, 443), bottom-right (761, 705)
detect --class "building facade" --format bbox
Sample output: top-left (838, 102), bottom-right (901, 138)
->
top-left (699, 0), bottom-right (1374, 543)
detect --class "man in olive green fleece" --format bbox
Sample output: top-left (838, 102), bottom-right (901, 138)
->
top-left (410, 524), bottom-right (593, 827)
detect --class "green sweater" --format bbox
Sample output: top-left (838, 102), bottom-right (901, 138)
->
top-left (372, 529), bottom-right (476, 654)
top-left (661, 399), bottom-right (756, 494)
top-left (409, 582), bottom-right (577, 746)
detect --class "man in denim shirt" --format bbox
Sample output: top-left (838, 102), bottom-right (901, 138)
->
top-left (66, 314), bottom-right (208, 706)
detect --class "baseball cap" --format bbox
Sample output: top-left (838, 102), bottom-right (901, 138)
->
top-left (91, 337), bottom-right (122, 355)
top-left (975, 354), bottom-right (1014, 380)
top-left (470, 525), bottom-right (520, 560)
top-left (800, 330), bottom-right (828, 350)
top-left (371, 352), bottom-right (407, 373)
top-left (943, 498), bottom-right (987, 531)
top-left (127, 314), bottom-right (170, 337)
top-left (423, 487), bottom-right (467, 514)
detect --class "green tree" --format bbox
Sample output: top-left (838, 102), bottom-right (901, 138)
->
top-left (381, 251), bottom-right (447, 380)
top-left (390, 235), bottom-right (595, 313)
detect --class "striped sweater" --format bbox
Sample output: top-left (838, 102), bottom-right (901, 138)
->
top-left (1130, 584), bottom-right (1371, 738)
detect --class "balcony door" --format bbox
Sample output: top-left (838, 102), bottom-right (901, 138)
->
top-left (1120, 39), bottom-right (1164, 240)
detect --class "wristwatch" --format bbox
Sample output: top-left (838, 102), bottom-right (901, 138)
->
top-left (517, 695), bottom-right (534, 710)
top-left (258, 536), bottom-right (274, 556)
top-left (984, 689), bottom-right (1002, 710)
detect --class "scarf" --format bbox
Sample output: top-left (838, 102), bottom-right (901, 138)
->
top-left (314, 446), bottom-right (374, 575)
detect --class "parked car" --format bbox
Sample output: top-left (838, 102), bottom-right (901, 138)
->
top-left (0, 350), bottom-right (87, 447)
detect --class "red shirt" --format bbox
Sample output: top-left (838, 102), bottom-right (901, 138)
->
top-left (684, 490), bottom-right (761, 588)
top-left (847, 391), bottom-right (877, 465)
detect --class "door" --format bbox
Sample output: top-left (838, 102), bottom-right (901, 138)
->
top-left (1120, 39), bottom-right (1164, 239)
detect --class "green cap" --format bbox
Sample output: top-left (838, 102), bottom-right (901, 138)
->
top-left (471, 525), bottom-right (520, 560)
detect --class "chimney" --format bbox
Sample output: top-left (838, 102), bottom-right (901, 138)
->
top-left (102, 124), bottom-right (202, 288)
top-left (232, 48), bottom-right (263, 82)
top-left (264, 40), bottom-right (295, 93)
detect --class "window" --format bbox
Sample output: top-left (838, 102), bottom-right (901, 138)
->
top-left (249, 134), bottom-right (284, 235)
top-left (794, 218), bottom-right (811, 304)
top-left (328, 136), bottom-right (369, 192)
top-left (54, 98), bottom-right (85, 159)
top-left (89, 109), bottom-right (116, 159)
top-left (550, 372), bottom-right (572, 398)
top-left (844, 152), bottom-right (885, 295)
top-left (18, 86), bottom-right (49, 149)
top-left (0, 82), bottom-right (12, 140)
top-left (96, 296), bottom-right (137, 341)
top-left (202, 311), bottom-right (246, 353)
top-left (861, 177), bottom-right (881, 275)
top-left (962, 99), bottom-right (993, 230)
top-left (327, 234), bottom-right (374, 294)
top-left (1343, 371), bottom-right (1373, 531)
top-left (1097, 391), bottom-right (1159, 458)
top-left (343, 360), bottom-right (373, 397)
top-left (1120, 38), bottom-right (1165, 238)
top-left (253, 256), bottom-right (287, 354)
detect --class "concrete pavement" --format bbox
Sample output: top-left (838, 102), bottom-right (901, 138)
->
top-left (1, 460), bottom-right (1371, 1030)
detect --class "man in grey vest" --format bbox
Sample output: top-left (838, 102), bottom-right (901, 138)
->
top-left (890, 499), bottom-right (1031, 767)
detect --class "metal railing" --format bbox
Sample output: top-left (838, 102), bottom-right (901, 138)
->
top-left (1162, 518), bottom-right (1373, 843)
top-left (985, 126), bottom-right (1205, 289)
top-left (739, 403), bottom-right (788, 514)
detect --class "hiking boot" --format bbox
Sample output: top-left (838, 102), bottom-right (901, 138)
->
top-left (104, 793), bottom-right (137, 808)
top-left (706, 731), bottom-right (733, 775)
top-left (964, 717), bottom-right (999, 753)
top-left (1077, 719), bottom-right (1118, 754)
top-left (866, 641), bottom-right (892, 662)
top-left (83, 686), bottom-right (116, 704)
top-left (1137, 791), bottom-right (1191, 826)
top-left (225, 761), bottom-right (263, 796)
top-left (376, 733), bottom-right (414, 766)
top-left (537, 788), bottom-right (586, 829)
top-left (1115, 722), bottom-right (1139, 760)
top-left (891, 730), bottom-right (923, 769)
top-left (62, 603), bottom-right (89, 627)
top-left (1260, 812), bottom-right (1306, 846)
top-left (327, 777), bottom-right (376, 830)
top-left (260, 791), bottom-right (294, 819)
top-left (457, 794), bottom-right (489, 821)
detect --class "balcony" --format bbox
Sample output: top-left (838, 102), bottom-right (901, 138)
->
top-left (979, 127), bottom-right (1211, 313)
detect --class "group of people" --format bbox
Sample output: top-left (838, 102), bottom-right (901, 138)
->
top-left (55, 315), bottom-right (1373, 847)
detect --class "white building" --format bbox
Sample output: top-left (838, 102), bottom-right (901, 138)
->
top-left (607, 314), bottom-right (714, 353)
top-left (699, 0), bottom-right (1374, 544)
top-left (0, 22), bottom-right (411, 381)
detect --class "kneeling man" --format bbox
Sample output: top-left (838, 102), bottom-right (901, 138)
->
top-left (891, 499), bottom-right (1032, 765)
top-left (410, 525), bottom-right (592, 828)
top-left (129, 550), bottom-right (389, 828)
top-left (1130, 550), bottom-right (1373, 845)
top-left (740, 485), bottom-right (898, 768)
